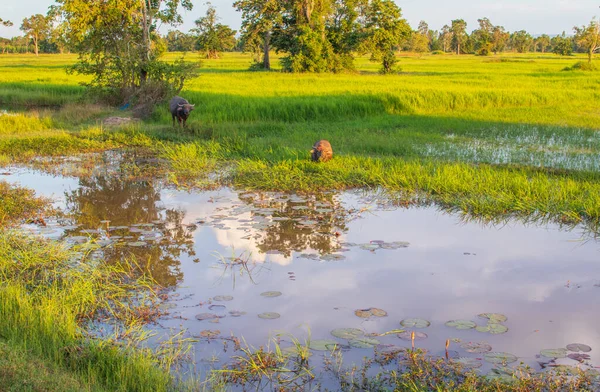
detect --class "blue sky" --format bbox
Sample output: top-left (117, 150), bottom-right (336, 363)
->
top-left (1, 0), bottom-right (598, 38)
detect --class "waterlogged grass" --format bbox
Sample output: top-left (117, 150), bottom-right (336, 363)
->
top-left (0, 233), bottom-right (176, 392)
top-left (209, 336), bottom-right (599, 391)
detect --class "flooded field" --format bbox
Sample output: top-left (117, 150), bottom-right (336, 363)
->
top-left (3, 155), bottom-right (600, 386)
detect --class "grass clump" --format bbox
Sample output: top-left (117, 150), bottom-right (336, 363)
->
top-left (0, 232), bottom-right (175, 392)
top-left (563, 61), bottom-right (598, 71)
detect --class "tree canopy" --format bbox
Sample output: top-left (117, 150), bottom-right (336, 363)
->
top-left (194, 3), bottom-right (237, 59)
top-left (20, 14), bottom-right (50, 56)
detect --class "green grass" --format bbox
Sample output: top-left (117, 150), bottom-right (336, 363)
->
top-left (1, 52), bottom-right (599, 228)
top-left (0, 233), bottom-right (177, 392)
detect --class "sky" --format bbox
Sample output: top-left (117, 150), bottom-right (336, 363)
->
top-left (1, 0), bottom-right (598, 38)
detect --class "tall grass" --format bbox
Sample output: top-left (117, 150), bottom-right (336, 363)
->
top-left (0, 233), bottom-right (175, 392)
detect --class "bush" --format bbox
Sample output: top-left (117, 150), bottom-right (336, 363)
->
top-left (563, 61), bottom-right (598, 71)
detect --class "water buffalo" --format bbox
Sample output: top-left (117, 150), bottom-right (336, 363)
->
top-left (169, 96), bottom-right (195, 128)
top-left (311, 140), bottom-right (333, 162)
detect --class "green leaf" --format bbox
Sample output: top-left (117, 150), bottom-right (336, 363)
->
top-left (445, 320), bottom-right (476, 330)
top-left (260, 291), bottom-right (282, 297)
top-left (484, 352), bottom-right (518, 364)
top-left (478, 313), bottom-right (507, 323)
top-left (540, 348), bottom-right (567, 358)
top-left (400, 318), bottom-right (430, 328)
top-left (309, 339), bottom-right (340, 351)
top-left (258, 312), bottom-right (280, 319)
top-left (349, 337), bottom-right (380, 349)
top-left (331, 328), bottom-right (364, 339)
top-left (566, 343), bottom-right (591, 353)
top-left (461, 341), bottom-right (492, 353)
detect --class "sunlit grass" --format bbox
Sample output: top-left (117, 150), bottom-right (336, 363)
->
top-left (0, 232), bottom-right (176, 392)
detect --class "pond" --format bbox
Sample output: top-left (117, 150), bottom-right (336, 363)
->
top-left (3, 156), bottom-right (600, 385)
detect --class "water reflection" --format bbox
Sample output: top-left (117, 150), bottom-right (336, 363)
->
top-left (63, 175), bottom-right (195, 287)
top-left (6, 163), bottom-right (600, 382)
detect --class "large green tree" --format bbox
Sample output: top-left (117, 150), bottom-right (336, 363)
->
top-left (53, 0), bottom-right (197, 105)
top-left (535, 34), bottom-right (551, 53)
top-left (450, 19), bottom-right (467, 54)
top-left (361, 0), bottom-right (410, 73)
top-left (511, 30), bottom-right (532, 53)
top-left (471, 17), bottom-right (494, 55)
top-left (552, 32), bottom-right (573, 56)
top-left (234, 0), bottom-right (282, 69)
top-left (20, 14), bottom-right (50, 56)
top-left (574, 19), bottom-right (600, 64)
top-left (193, 3), bottom-right (237, 59)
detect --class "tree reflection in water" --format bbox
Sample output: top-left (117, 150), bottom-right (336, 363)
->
top-left (63, 175), bottom-right (195, 287)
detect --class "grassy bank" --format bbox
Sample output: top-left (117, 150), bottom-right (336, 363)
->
top-left (0, 232), bottom-right (176, 392)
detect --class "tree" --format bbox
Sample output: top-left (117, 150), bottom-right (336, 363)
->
top-left (234, 0), bottom-right (282, 69)
top-left (574, 19), bottom-right (600, 64)
top-left (194, 4), bottom-right (236, 59)
top-left (361, 0), bottom-right (410, 73)
top-left (450, 19), bottom-right (467, 55)
top-left (20, 14), bottom-right (50, 56)
top-left (408, 30), bottom-right (430, 53)
top-left (472, 17), bottom-right (494, 55)
top-left (0, 18), bottom-right (13, 27)
top-left (54, 0), bottom-right (198, 106)
top-left (535, 34), bottom-right (551, 53)
top-left (511, 30), bottom-right (532, 53)
top-left (440, 25), bottom-right (452, 52)
top-left (491, 26), bottom-right (509, 54)
top-left (552, 32), bottom-right (573, 56)
top-left (165, 30), bottom-right (197, 52)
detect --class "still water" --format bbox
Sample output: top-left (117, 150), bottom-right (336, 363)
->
top-left (4, 161), bottom-right (600, 379)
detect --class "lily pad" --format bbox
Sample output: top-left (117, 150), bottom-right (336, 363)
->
top-left (208, 304), bottom-right (226, 311)
top-left (213, 295), bottom-right (234, 302)
top-left (400, 318), bottom-right (430, 328)
top-left (309, 339), bottom-right (340, 351)
top-left (484, 352), bottom-right (518, 364)
top-left (359, 244), bottom-right (380, 251)
top-left (476, 323), bottom-right (508, 334)
top-left (195, 313), bottom-right (219, 321)
top-left (228, 310), bottom-right (246, 317)
top-left (540, 348), bottom-right (567, 358)
top-left (453, 357), bottom-right (483, 369)
top-left (478, 313), bottom-right (508, 323)
top-left (398, 331), bottom-right (428, 341)
top-left (461, 342), bottom-right (492, 353)
top-left (195, 330), bottom-right (220, 339)
top-left (354, 308), bottom-right (387, 318)
top-left (320, 254), bottom-right (346, 261)
top-left (566, 343), bottom-right (591, 353)
top-left (258, 312), bottom-right (280, 319)
top-left (349, 337), bottom-right (380, 349)
top-left (260, 291), bottom-right (282, 297)
top-left (567, 353), bottom-right (591, 362)
top-left (331, 328), bottom-right (364, 340)
top-left (446, 320), bottom-right (477, 330)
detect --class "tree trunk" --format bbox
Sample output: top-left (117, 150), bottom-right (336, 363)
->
top-left (457, 42), bottom-right (460, 55)
top-left (33, 36), bottom-right (38, 56)
top-left (263, 31), bottom-right (271, 70)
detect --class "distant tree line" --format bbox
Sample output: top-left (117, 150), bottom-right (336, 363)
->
top-left (1, 7), bottom-right (599, 71)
